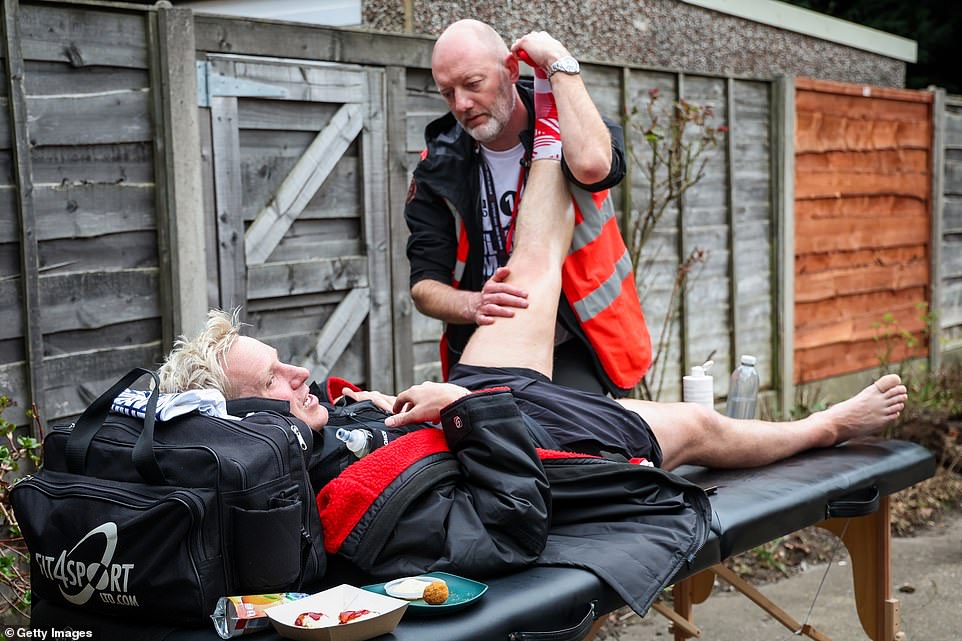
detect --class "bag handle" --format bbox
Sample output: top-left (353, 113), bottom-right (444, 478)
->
top-left (65, 368), bottom-right (167, 484)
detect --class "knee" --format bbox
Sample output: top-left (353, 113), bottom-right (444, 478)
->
top-left (508, 243), bottom-right (567, 272)
top-left (504, 253), bottom-right (563, 289)
top-left (684, 403), bottom-right (725, 440)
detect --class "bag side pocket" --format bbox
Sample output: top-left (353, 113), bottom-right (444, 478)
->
top-left (231, 500), bottom-right (302, 591)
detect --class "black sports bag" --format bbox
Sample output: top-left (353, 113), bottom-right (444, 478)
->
top-left (11, 368), bottom-right (325, 624)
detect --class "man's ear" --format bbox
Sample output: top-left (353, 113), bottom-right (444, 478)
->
top-left (504, 52), bottom-right (520, 82)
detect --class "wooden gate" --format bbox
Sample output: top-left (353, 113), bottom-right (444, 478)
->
top-left (198, 55), bottom-right (392, 391)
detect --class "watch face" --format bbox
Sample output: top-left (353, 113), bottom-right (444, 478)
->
top-left (551, 57), bottom-right (579, 75)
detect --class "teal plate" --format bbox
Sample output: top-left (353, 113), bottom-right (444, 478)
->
top-left (362, 571), bottom-right (487, 616)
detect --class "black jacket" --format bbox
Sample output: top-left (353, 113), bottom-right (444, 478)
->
top-left (315, 389), bottom-right (711, 616)
top-left (404, 80), bottom-right (629, 395)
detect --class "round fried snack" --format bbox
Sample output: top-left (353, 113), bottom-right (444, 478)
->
top-left (421, 579), bottom-right (449, 605)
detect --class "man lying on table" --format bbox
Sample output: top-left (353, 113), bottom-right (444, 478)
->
top-left (156, 43), bottom-right (906, 615)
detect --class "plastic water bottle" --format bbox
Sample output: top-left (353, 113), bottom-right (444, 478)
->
top-left (726, 355), bottom-right (760, 419)
top-left (683, 360), bottom-right (714, 410)
top-left (336, 427), bottom-right (372, 459)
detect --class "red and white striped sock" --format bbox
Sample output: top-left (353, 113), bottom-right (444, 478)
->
top-left (518, 51), bottom-right (562, 161)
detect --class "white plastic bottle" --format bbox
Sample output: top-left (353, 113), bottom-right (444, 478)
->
top-left (726, 355), bottom-right (760, 419)
top-left (336, 427), bottom-right (373, 459)
top-left (682, 361), bottom-right (714, 409)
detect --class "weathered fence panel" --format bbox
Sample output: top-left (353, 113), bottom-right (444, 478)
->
top-left (938, 94), bottom-right (962, 355)
top-left (626, 72), bottom-right (776, 402)
top-left (1, 2), bottom-right (163, 428)
top-left (731, 80), bottom-right (776, 391)
top-left (400, 67), bottom-right (446, 385)
top-left (198, 54), bottom-right (392, 390)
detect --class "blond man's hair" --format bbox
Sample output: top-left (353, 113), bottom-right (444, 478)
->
top-left (157, 308), bottom-right (244, 397)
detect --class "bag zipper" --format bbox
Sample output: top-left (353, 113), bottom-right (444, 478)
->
top-left (51, 415), bottom-right (288, 489)
top-left (17, 472), bottom-right (211, 550)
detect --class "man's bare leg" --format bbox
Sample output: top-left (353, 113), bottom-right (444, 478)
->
top-left (621, 374), bottom-right (908, 471)
top-left (458, 159), bottom-right (573, 378)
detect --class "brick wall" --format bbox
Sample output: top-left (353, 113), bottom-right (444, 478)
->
top-left (363, 0), bottom-right (906, 87)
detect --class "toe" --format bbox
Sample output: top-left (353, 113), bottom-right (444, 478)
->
top-left (874, 374), bottom-right (902, 393)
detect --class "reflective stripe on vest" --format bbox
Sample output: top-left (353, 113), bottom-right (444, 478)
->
top-left (562, 187), bottom-right (652, 389)
top-left (569, 248), bottom-right (634, 321)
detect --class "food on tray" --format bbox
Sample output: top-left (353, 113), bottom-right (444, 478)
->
top-left (392, 577), bottom-right (432, 596)
top-left (338, 609), bottom-right (375, 624)
top-left (292, 607), bottom-right (379, 627)
top-left (422, 579), bottom-right (449, 605)
top-left (293, 611), bottom-right (329, 628)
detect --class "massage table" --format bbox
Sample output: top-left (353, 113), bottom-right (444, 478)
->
top-left (30, 437), bottom-right (934, 641)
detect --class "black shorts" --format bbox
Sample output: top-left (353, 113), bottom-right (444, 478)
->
top-left (449, 364), bottom-right (663, 466)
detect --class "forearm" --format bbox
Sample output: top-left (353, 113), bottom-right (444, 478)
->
top-left (552, 73), bottom-right (612, 185)
top-left (411, 278), bottom-right (479, 325)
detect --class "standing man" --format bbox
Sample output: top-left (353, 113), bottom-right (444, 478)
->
top-left (405, 20), bottom-right (651, 397)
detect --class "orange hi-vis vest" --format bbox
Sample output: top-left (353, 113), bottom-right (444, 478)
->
top-left (448, 187), bottom-right (653, 391)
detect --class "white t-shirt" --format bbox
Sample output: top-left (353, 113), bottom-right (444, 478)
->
top-left (478, 143), bottom-right (525, 280)
top-left (478, 143), bottom-right (572, 346)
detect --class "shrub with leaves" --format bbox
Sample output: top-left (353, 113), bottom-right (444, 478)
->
top-left (623, 88), bottom-right (726, 400)
top-left (871, 302), bottom-right (933, 375)
top-left (623, 88), bottom-right (728, 268)
top-left (0, 396), bottom-right (41, 620)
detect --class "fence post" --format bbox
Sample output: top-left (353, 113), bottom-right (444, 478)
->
top-left (361, 68), bottom-right (394, 393)
top-left (620, 66), bottom-right (633, 246)
top-left (386, 65), bottom-right (414, 392)
top-left (773, 75), bottom-right (795, 418)
top-left (2, 0), bottom-right (46, 432)
top-left (929, 87), bottom-right (946, 373)
top-left (725, 77), bottom-right (739, 374)
top-left (150, 5), bottom-right (207, 344)
top-left (676, 72), bottom-right (691, 379)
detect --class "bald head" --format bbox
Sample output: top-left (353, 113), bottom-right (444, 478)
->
top-left (432, 19), bottom-right (508, 72)
top-left (430, 20), bottom-right (523, 148)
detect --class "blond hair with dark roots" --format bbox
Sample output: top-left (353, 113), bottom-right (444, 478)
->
top-left (157, 308), bottom-right (244, 397)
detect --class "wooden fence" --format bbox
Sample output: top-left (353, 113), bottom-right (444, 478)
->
top-left (934, 92), bottom-right (962, 362)
top-left (0, 0), bottom-right (954, 431)
top-left (181, 11), bottom-right (788, 406)
top-left (791, 78), bottom-right (933, 384)
top-left (0, 1), bottom-right (200, 427)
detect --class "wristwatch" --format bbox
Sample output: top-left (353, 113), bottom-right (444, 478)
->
top-left (546, 56), bottom-right (580, 79)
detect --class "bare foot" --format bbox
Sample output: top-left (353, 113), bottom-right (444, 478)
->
top-left (816, 374), bottom-right (907, 444)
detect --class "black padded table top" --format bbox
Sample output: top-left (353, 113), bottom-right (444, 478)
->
top-left (676, 437), bottom-right (936, 576)
top-left (30, 438), bottom-right (934, 641)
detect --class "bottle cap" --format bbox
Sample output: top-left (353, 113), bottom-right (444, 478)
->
top-left (740, 355), bottom-right (757, 366)
top-left (683, 365), bottom-right (714, 409)
top-left (335, 428), bottom-right (365, 453)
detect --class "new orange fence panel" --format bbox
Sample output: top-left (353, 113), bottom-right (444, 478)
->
top-left (794, 77), bottom-right (933, 383)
